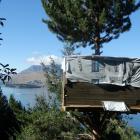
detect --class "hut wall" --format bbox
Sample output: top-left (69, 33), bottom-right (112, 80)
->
top-left (63, 82), bottom-right (140, 110)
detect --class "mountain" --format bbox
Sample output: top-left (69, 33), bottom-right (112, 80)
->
top-left (6, 64), bottom-right (62, 88)
top-left (20, 65), bottom-right (43, 74)
top-left (7, 65), bottom-right (46, 88)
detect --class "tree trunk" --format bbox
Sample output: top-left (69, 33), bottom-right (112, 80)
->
top-left (93, 33), bottom-right (101, 55)
top-left (73, 112), bottom-right (104, 140)
top-left (95, 41), bottom-right (101, 55)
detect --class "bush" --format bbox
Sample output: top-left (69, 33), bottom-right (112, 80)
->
top-left (102, 118), bottom-right (140, 140)
top-left (17, 95), bottom-right (84, 140)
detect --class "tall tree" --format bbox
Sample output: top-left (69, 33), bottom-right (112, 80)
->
top-left (61, 42), bottom-right (80, 56)
top-left (41, 0), bottom-right (140, 55)
top-left (0, 90), bottom-right (21, 139)
top-left (61, 42), bottom-right (76, 56)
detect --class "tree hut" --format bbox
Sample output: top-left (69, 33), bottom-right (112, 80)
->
top-left (62, 55), bottom-right (140, 112)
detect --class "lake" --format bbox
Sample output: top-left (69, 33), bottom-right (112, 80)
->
top-left (1, 86), bottom-right (140, 132)
top-left (1, 86), bottom-right (49, 108)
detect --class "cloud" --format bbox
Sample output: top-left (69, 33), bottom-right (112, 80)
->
top-left (26, 55), bottom-right (63, 65)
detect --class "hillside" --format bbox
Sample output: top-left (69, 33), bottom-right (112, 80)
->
top-left (20, 65), bottom-right (43, 74)
top-left (6, 64), bottom-right (61, 88)
top-left (7, 65), bottom-right (46, 88)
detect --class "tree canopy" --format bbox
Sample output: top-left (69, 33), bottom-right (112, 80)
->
top-left (42, 0), bottom-right (140, 54)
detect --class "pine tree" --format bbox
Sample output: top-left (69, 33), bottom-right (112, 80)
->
top-left (0, 89), bottom-right (21, 139)
top-left (61, 42), bottom-right (75, 56)
top-left (41, 0), bottom-right (140, 54)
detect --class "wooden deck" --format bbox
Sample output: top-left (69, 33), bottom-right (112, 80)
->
top-left (62, 81), bottom-right (140, 112)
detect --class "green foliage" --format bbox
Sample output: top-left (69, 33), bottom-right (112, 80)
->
top-left (61, 42), bottom-right (79, 56)
top-left (9, 94), bottom-right (24, 112)
top-left (33, 95), bottom-right (49, 111)
top-left (17, 96), bottom-right (85, 140)
top-left (9, 94), bottom-right (28, 126)
top-left (102, 118), bottom-right (140, 140)
top-left (0, 89), bottom-right (21, 139)
top-left (0, 63), bottom-right (17, 83)
top-left (41, 57), bottom-right (62, 101)
top-left (9, 93), bottom-right (140, 140)
top-left (42, 0), bottom-right (140, 54)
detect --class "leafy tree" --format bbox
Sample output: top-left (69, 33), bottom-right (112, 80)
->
top-left (0, 89), bottom-right (21, 139)
top-left (9, 95), bottom-right (23, 112)
top-left (17, 96), bottom-right (85, 140)
top-left (41, 57), bottom-right (62, 102)
top-left (62, 43), bottom-right (75, 56)
top-left (61, 42), bottom-right (80, 56)
top-left (0, 63), bottom-right (17, 84)
top-left (102, 118), bottom-right (140, 140)
top-left (9, 95), bottom-right (28, 126)
top-left (33, 95), bottom-right (49, 111)
top-left (41, 0), bottom-right (140, 54)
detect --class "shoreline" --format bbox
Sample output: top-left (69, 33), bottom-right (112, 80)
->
top-left (5, 83), bottom-right (42, 89)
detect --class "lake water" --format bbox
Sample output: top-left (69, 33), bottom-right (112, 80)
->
top-left (1, 86), bottom-right (140, 132)
top-left (1, 86), bottom-right (49, 108)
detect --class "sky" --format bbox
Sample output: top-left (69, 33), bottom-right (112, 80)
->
top-left (0, 0), bottom-right (140, 72)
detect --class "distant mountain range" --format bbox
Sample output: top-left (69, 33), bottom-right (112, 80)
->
top-left (6, 65), bottom-right (45, 88)
top-left (20, 64), bottom-right (61, 74)
top-left (5, 65), bottom-right (52, 88)
top-left (20, 65), bottom-right (43, 74)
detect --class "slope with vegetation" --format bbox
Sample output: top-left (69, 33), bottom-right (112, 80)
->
top-left (6, 65), bottom-right (45, 88)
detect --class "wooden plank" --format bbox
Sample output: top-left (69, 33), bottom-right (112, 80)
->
top-left (63, 82), bottom-right (140, 111)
